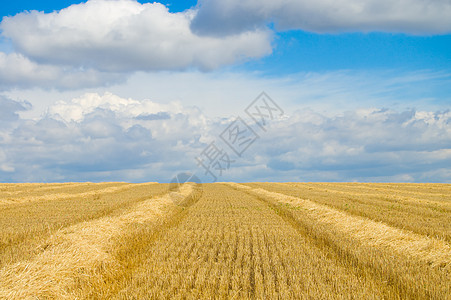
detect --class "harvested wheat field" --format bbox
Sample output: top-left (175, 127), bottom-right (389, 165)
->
top-left (0, 182), bottom-right (449, 299)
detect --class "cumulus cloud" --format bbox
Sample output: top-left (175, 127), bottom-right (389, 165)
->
top-left (1, 0), bottom-right (449, 91)
top-left (0, 95), bottom-right (30, 123)
top-left (0, 0), bottom-right (272, 73)
top-left (0, 92), bottom-right (450, 183)
top-left (1, 93), bottom-right (209, 182)
top-left (0, 52), bottom-right (124, 90)
top-left (248, 108), bottom-right (451, 182)
top-left (192, 0), bottom-right (451, 35)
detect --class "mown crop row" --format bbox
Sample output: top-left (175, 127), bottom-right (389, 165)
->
top-left (0, 182), bottom-right (168, 268)
top-left (0, 182), bottom-right (449, 299)
top-left (245, 182), bottom-right (451, 242)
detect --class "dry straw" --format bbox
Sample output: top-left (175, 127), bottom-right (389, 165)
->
top-left (0, 184), bottom-right (193, 299)
top-left (226, 182), bottom-right (451, 268)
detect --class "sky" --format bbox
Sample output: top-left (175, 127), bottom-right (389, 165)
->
top-left (0, 0), bottom-right (450, 183)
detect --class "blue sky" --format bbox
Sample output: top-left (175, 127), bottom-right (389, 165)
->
top-left (253, 31), bottom-right (451, 72)
top-left (0, 0), bottom-right (450, 183)
top-left (2, 1), bottom-right (450, 73)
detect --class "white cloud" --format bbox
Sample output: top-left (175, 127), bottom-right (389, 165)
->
top-left (0, 95), bottom-right (30, 123)
top-left (256, 108), bottom-right (451, 181)
top-left (46, 92), bottom-right (209, 141)
top-left (1, 93), bottom-right (209, 182)
top-left (0, 0), bottom-right (272, 73)
top-left (1, 0), bottom-right (449, 92)
top-left (47, 92), bottom-right (183, 123)
top-left (0, 52), bottom-right (124, 89)
top-left (192, 0), bottom-right (451, 35)
top-left (4, 69), bottom-right (450, 127)
top-left (0, 92), bottom-right (450, 183)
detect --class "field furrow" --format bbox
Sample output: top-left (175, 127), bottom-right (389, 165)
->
top-left (289, 182), bottom-right (451, 208)
top-left (0, 183), bottom-right (168, 268)
top-left (232, 183), bottom-right (450, 298)
top-left (0, 184), bottom-right (193, 299)
top-left (246, 182), bottom-right (451, 241)
top-left (323, 182), bottom-right (451, 196)
top-left (0, 182), bottom-right (449, 299)
top-left (114, 184), bottom-right (388, 299)
top-left (0, 182), bottom-right (136, 205)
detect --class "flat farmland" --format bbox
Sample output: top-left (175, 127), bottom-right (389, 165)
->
top-left (0, 182), bottom-right (449, 299)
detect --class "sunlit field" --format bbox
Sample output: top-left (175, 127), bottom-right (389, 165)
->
top-left (0, 182), bottom-right (449, 299)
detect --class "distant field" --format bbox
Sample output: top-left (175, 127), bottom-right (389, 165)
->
top-left (0, 182), bottom-right (449, 299)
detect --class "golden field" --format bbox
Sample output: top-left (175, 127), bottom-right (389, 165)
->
top-left (0, 182), bottom-right (449, 299)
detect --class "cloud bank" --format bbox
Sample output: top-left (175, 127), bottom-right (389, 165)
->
top-left (192, 0), bottom-right (451, 35)
top-left (0, 52), bottom-right (125, 90)
top-left (1, 0), bottom-right (450, 90)
top-left (0, 1), bottom-right (449, 183)
top-left (0, 0), bottom-right (271, 73)
top-left (0, 93), bottom-right (449, 183)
